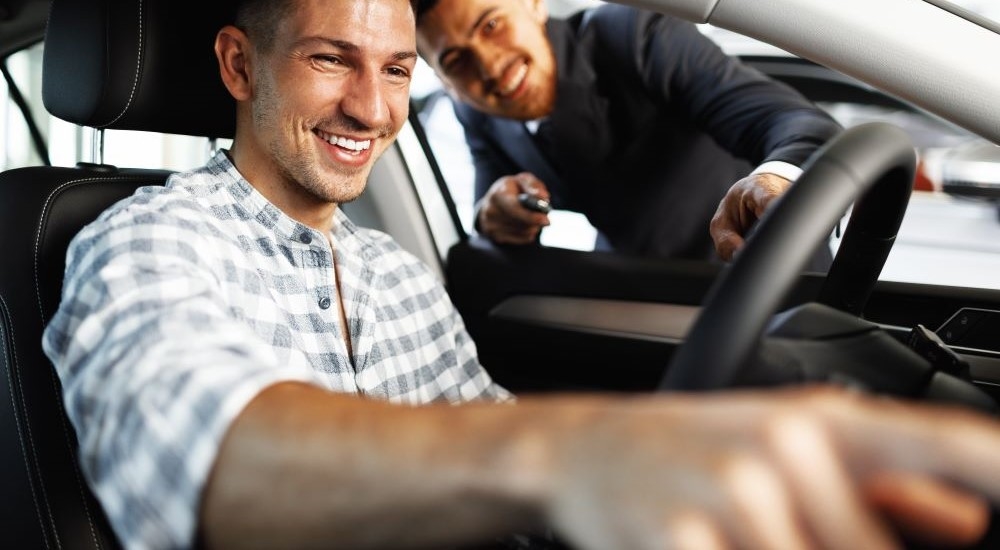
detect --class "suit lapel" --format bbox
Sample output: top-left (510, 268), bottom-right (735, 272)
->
top-left (487, 116), bottom-right (565, 198)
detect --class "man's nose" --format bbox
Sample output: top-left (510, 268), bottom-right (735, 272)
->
top-left (340, 69), bottom-right (389, 129)
top-left (473, 45), bottom-right (504, 88)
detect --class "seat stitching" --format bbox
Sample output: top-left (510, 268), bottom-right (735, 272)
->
top-left (34, 175), bottom-right (154, 549)
top-left (103, 0), bottom-right (144, 127)
top-left (48, 347), bottom-right (102, 549)
top-left (0, 294), bottom-right (55, 550)
top-left (33, 177), bottom-right (128, 324)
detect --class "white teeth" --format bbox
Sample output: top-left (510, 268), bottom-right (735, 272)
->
top-left (500, 63), bottom-right (527, 96)
top-left (320, 131), bottom-right (371, 152)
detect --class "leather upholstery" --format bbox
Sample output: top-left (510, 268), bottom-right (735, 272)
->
top-left (43, 0), bottom-right (238, 138)
top-left (1, 0), bottom-right (240, 546)
top-left (1, 167), bottom-right (171, 548)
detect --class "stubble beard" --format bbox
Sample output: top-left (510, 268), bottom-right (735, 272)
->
top-left (491, 49), bottom-right (558, 121)
top-left (524, 47), bottom-right (558, 120)
top-left (253, 70), bottom-right (372, 205)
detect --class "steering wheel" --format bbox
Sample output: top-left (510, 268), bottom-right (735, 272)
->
top-left (658, 122), bottom-right (995, 411)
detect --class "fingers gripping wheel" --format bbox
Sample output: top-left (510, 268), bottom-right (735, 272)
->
top-left (660, 122), bottom-right (917, 392)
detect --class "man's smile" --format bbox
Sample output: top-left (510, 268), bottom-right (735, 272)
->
top-left (314, 129), bottom-right (373, 154)
top-left (496, 59), bottom-right (528, 98)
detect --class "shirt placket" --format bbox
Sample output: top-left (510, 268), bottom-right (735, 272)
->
top-left (296, 226), bottom-right (358, 391)
top-left (331, 232), bottom-right (379, 380)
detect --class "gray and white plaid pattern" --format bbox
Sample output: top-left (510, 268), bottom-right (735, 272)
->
top-left (43, 151), bottom-right (511, 549)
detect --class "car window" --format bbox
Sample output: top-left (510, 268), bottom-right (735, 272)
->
top-left (410, 1), bottom-right (1000, 290)
top-left (1, 41), bottom-right (46, 169)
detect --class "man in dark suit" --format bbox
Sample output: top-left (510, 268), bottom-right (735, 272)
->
top-left (415, 0), bottom-right (842, 264)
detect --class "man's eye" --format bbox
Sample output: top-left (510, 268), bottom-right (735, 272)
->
top-left (442, 54), bottom-right (465, 74)
top-left (386, 67), bottom-right (410, 79)
top-left (314, 55), bottom-right (343, 65)
top-left (484, 18), bottom-right (498, 33)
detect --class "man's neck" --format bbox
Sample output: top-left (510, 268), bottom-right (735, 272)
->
top-left (225, 147), bottom-right (339, 234)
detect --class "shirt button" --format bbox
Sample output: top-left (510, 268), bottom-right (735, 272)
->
top-left (318, 297), bottom-right (332, 309)
top-left (299, 233), bottom-right (312, 245)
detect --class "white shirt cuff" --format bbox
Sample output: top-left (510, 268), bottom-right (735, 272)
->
top-left (751, 160), bottom-right (803, 182)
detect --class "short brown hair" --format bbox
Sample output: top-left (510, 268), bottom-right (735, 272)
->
top-left (236, 0), bottom-right (422, 51)
top-left (234, 0), bottom-right (295, 53)
top-left (413, 0), bottom-right (441, 23)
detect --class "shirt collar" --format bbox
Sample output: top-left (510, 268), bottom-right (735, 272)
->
top-left (208, 150), bottom-right (380, 265)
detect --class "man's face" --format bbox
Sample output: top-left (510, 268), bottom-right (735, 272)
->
top-left (416, 0), bottom-right (557, 121)
top-left (247, 0), bottom-right (417, 206)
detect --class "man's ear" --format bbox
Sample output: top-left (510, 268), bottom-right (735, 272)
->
top-left (215, 25), bottom-right (254, 101)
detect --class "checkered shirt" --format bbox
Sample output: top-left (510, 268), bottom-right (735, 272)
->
top-left (42, 151), bottom-right (511, 549)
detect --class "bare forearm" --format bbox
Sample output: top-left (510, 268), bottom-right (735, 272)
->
top-left (199, 384), bottom-right (1000, 550)
top-left (198, 382), bottom-right (602, 549)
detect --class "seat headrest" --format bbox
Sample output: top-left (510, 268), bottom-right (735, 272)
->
top-left (42, 0), bottom-right (239, 139)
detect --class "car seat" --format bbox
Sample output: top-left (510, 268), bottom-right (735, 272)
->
top-left (0, 0), bottom-right (239, 546)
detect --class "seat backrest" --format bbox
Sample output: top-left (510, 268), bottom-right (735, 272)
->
top-left (0, 1), bottom-right (239, 546)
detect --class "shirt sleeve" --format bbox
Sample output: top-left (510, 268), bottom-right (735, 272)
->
top-left (751, 160), bottom-right (804, 181)
top-left (452, 100), bottom-right (523, 204)
top-left (42, 202), bottom-right (318, 548)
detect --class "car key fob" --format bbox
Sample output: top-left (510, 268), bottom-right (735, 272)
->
top-left (517, 193), bottom-right (551, 213)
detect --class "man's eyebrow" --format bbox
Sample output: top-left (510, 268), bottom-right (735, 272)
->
top-left (296, 37), bottom-right (417, 62)
top-left (436, 7), bottom-right (499, 68)
top-left (392, 50), bottom-right (419, 63)
top-left (468, 7), bottom-right (499, 39)
top-left (295, 37), bottom-right (360, 51)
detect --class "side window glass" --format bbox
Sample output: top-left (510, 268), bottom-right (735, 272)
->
top-left (2, 41), bottom-right (46, 169)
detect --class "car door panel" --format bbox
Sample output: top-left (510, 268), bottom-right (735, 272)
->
top-left (446, 236), bottom-right (1000, 397)
top-left (445, 237), bottom-right (834, 392)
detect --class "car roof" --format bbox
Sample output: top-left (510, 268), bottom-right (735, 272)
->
top-left (636, 0), bottom-right (1000, 144)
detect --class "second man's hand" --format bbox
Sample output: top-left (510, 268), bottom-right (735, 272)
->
top-left (477, 172), bottom-right (552, 245)
top-left (710, 172), bottom-right (793, 261)
top-left (518, 192), bottom-right (552, 214)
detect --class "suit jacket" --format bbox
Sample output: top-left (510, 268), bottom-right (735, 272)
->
top-left (454, 4), bottom-right (842, 261)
